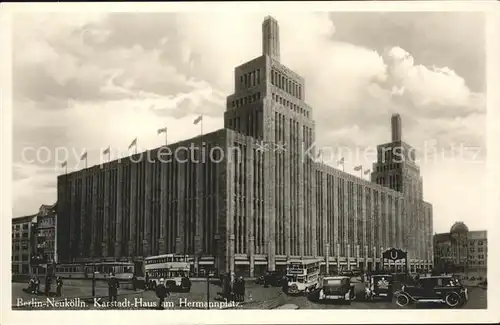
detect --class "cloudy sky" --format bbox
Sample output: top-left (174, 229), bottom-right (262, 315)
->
top-left (11, 11), bottom-right (486, 233)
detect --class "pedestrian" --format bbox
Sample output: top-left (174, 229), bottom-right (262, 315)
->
top-left (233, 277), bottom-right (241, 301)
top-left (56, 276), bottom-right (63, 297)
top-left (27, 277), bottom-right (35, 294)
top-left (239, 276), bottom-right (246, 302)
top-left (282, 276), bottom-right (289, 294)
top-left (44, 275), bottom-right (52, 296)
top-left (34, 276), bottom-right (40, 295)
top-left (145, 272), bottom-right (150, 290)
top-left (155, 278), bottom-right (169, 310)
top-left (132, 275), bottom-right (138, 291)
top-left (107, 273), bottom-right (119, 302)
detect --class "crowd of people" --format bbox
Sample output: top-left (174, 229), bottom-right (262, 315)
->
top-left (25, 275), bottom-right (63, 296)
top-left (218, 273), bottom-right (246, 302)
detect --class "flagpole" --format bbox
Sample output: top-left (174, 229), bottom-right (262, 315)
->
top-left (165, 129), bottom-right (168, 146)
top-left (85, 156), bottom-right (87, 169)
top-left (108, 150), bottom-right (111, 162)
top-left (65, 164), bottom-right (67, 175)
top-left (360, 166), bottom-right (363, 178)
top-left (135, 139), bottom-right (138, 155)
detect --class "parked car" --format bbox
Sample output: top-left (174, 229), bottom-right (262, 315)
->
top-left (394, 276), bottom-right (468, 308)
top-left (263, 271), bottom-right (283, 287)
top-left (339, 270), bottom-right (354, 277)
top-left (317, 276), bottom-right (356, 304)
top-left (364, 274), bottom-right (393, 301)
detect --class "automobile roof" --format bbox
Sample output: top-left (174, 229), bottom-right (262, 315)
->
top-left (323, 276), bottom-right (350, 280)
top-left (420, 275), bottom-right (454, 279)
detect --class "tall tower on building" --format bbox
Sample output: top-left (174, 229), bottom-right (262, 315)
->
top-left (391, 113), bottom-right (402, 142)
top-left (371, 114), bottom-right (425, 260)
top-left (262, 16), bottom-right (280, 61)
top-left (223, 16), bottom-right (316, 271)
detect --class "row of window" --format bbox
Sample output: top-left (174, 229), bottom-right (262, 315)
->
top-left (270, 69), bottom-right (302, 100)
top-left (231, 92), bottom-right (262, 109)
top-left (469, 247), bottom-right (486, 253)
top-left (11, 233), bottom-right (29, 238)
top-left (376, 163), bottom-right (401, 173)
top-left (469, 240), bottom-right (486, 245)
top-left (240, 69), bottom-right (262, 90)
top-left (12, 254), bottom-right (29, 261)
top-left (272, 93), bottom-right (309, 118)
top-left (12, 224), bottom-right (29, 230)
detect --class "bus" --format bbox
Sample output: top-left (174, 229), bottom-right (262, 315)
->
top-left (285, 258), bottom-right (321, 294)
top-left (144, 254), bottom-right (191, 292)
top-left (54, 262), bottom-right (135, 282)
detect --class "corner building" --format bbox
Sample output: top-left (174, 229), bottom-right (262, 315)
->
top-left (57, 16), bottom-right (433, 276)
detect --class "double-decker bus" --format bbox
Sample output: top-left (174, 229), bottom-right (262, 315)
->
top-left (285, 258), bottom-right (321, 294)
top-left (144, 254), bottom-right (191, 292)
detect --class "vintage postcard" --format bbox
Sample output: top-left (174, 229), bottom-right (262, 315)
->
top-left (1, 1), bottom-right (499, 324)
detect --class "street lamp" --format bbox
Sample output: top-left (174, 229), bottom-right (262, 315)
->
top-left (206, 268), bottom-right (210, 310)
top-left (91, 264), bottom-right (99, 297)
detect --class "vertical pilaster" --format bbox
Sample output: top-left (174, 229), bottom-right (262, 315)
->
top-left (90, 173), bottom-right (98, 258)
top-left (391, 197), bottom-right (396, 248)
top-left (336, 242), bottom-right (340, 272)
top-left (353, 183), bottom-right (358, 259)
top-left (333, 175), bottom-right (339, 257)
top-left (370, 189), bottom-right (375, 261)
top-left (159, 160), bottom-right (167, 254)
top-left (176, 159), bottom-right (185, 254)
top-left (143, 161), bottom-right (151, 257)
top-left (102, 166), bottom-right (110, 257)
top-left (298, 127), bottom-right (304, 258)
top-left (325, 243), bottom-right (330, 274)
top-left (70, 176), bottom-right (77, 259)
top-left (372, 246), bottom-right (377, 271)
top-left (195, 144), bottom-right (203, 256)
top-left (227, 140), bottom-right (235, 273)
top-left (284, 118), bottom-right (291, 257)
top-left (343, 179), bottom-right (348, 259)
top-left (311, 161), bottom-right (317, 256)
top-left (321, 171), bottom-right (327, 260)
top-left (246, 143), bottom-right (254, 271)
top-left (115, 164), bottom-right (123, 257)
top-left (347, 244), bottom-right (351, 270)
top-left (128, 162), bottom-right (137, 256)
top-left (79, 172), bottom-right (87, 256)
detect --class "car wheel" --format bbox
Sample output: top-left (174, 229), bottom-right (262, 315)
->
top-left (396, 294), bottom-right (410, 307)
top-left (445, 292), bottom-right (461, 308)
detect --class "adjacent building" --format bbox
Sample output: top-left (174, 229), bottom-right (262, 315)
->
top-left (434, 222), bottom-right (487, 276)
top-left (12, 214), bottom-right (37, 275)
top-left (11, 203), bottom-right (58, 276)
top-left (56, 16), bottom-right (434, 277)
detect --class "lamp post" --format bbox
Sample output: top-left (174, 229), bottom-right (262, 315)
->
top-left (92, 263), bottom-right (96, 297)
top-left (206, 268), bottom-right (210, 310)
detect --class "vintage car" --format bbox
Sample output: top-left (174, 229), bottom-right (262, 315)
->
top-left (364, 274), bottom-right (393, 301)
top-left (317, 276), bottom-right (356, 304)
top-left (255, 271), bottom-right (283, 287)
top-left (394, 275), bottom-right (468, 308)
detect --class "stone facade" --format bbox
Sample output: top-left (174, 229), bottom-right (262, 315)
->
top-left (56, 16), bottom-right (434, 276)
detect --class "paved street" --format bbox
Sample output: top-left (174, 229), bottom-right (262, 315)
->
top-left (12, 279), bottom-right (486, 310)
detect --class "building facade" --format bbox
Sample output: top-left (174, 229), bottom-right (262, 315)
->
top-left (12, 215), bottom-right (37, 275)
top-left (57, 16), bottom-right (433, 276)
top-left (11, 204), bottom-right (58, 276)
top-left (434, 222), bottom-right (487, 276)
top-left (35, 203), bottom-right (58, 274)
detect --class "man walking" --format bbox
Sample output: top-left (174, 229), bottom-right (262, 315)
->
top-left (107, 273), bottom-right (119, 302)
top-left (56, 276), bottom-right (63, 297)
top-left (155, 278), bottom-right (169, 310)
